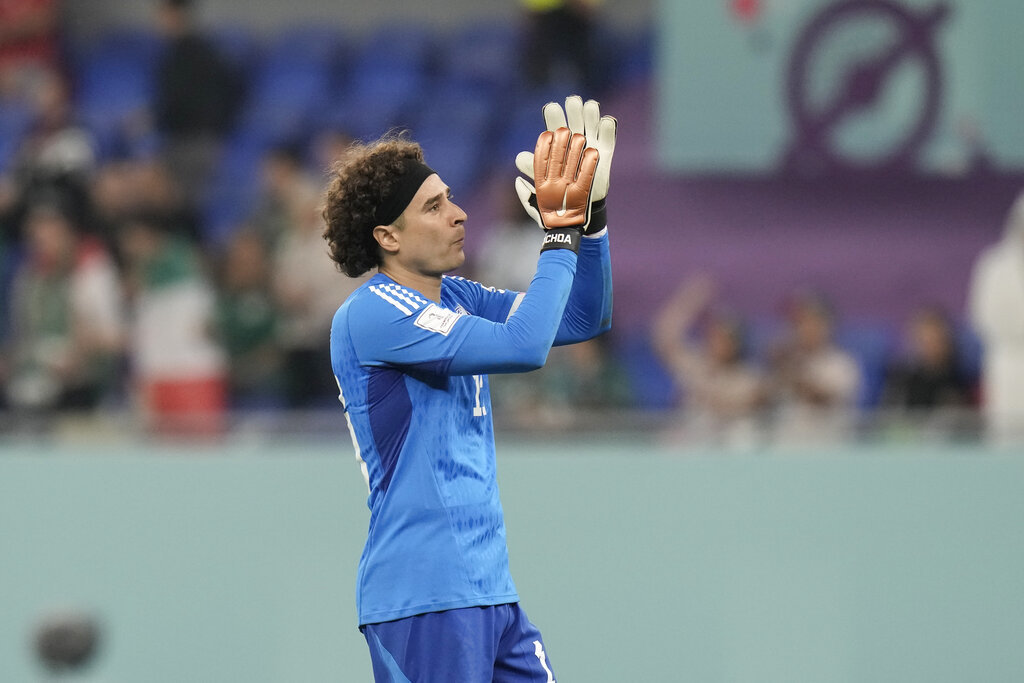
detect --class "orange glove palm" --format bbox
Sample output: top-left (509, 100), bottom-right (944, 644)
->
top-left (532, 127), bottom-right (599, 230)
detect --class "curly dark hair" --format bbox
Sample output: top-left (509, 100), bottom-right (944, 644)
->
top-left (321, 133), bottom-right (425, 277)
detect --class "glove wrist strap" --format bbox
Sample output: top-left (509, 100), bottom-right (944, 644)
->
top-left (585, 199), bottom-right (608, 236)
top-left (540, 227), bottom-right (583, 254)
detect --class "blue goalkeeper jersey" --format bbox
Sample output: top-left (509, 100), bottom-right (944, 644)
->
top-left (331, 234), bottom-right (611, 626)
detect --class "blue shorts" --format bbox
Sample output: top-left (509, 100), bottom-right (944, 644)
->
top-left (362, 603), bottom-right (556, 683)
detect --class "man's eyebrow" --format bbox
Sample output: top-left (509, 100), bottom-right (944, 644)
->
top-left (420, 188), bottom-right (450, 212)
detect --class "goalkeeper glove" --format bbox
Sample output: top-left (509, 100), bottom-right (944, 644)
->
top-left (529, 127), bottom-right (599, 254)
top-left (514, 95), bottom-right (617, 235)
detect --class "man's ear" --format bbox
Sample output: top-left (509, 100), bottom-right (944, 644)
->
top-left (373, 224), bottom-right (400, 255)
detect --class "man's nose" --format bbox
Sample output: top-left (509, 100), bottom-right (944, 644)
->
top-left (452, 203), bottom-right (467, 224)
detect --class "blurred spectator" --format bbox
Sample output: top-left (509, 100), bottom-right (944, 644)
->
top-left (89, 160), bottom-right (139, 246)
top-left (0, 0), bottom-right (61, 98)
top-left (266, 147), bottom-right (358, 408)
top-left (10, 68), bottom-right (94, 190)
top-left (881, 305), bottom-right (975, 439)
top-left (90, 157), bottom-right (200, 247)
top-left (216, 227), bottom-right (281, 407)
top-left (310, 127), bottom-right (355, 178)
top-left (539, 335), bottom-right (630, 413)
top-left (3, 194), bottom-right (123, 413)
top-left (490, 335), bottom-right (629, 431)
top-left (768, 290), bottom-right (860, 446)
top-left (249, 143), bottom-right (317, 248)
top-left (882, 306), bottom-right (973, 410)
top-left (152, 0), bottom-right (241, 206)
top-left (967, 191), bottom-right (1024, 446)
top-left (521, 0), bottom-right (601, 93)
top-left (117, 212), bottom-right (226, 435)
top-left (1, 68), bottom-right (92, 246)
top-left (0, 229), bottom-right (12, 382)
top-left (652, 275), bottom-right (766, 448)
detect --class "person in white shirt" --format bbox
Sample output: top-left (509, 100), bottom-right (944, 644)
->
top-left (968, 191), bottom-right (1024, 447)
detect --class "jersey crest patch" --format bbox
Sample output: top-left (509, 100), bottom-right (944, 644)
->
top-left (414, 304), bottom-right (463, 336)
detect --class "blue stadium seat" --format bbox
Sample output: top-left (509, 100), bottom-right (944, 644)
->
top-left (74, 29), bottom-right (160, 161)
top-left (270, 24), bottom-right (347, 70)
top-left (836, 322), bottom-right (897, 409)
top-left (232, 108), bottom-right (308, 151)
top-left (209, 24), bottom-right (263, 80)
top-left (75, 50), bottom-right (155, 119)
top-left (199, 137), bottom-right (266, 245)
top-left (338, 65), bottom-right (428, 140)
top-left (414, 131), bottom-right (480, 195)
top-left (615, 333), bottom-right (677, 411)
top-left (616, 25), bottom-right (655, 84)
top-left (330, 23), bottom-right (435, 139)
top-left (0, 100), bottom-right (33, 173)
top-left (413, 86), bottom-right (497, 193)
top-left (497, 87), bottom-right (572, 161)
top-left (954, 325), bottom-right (983, 386)
top-left (245, 25), bottom-right (345, 138)
top-left (250, 64), bottom-right (335, 116)
top-left (440, 21), bottom-right (522, 97)
top-left (358, 23), bottom-right (434, 72)
top-left (84, 27), bottom-right (164, 69)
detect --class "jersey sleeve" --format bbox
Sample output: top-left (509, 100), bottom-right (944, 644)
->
top-left (345, 250), bottom-right (578, 376)
top-left (442, 275), bottom-right (522, 323)
top-left (554, 229), bottom-right (613, 345)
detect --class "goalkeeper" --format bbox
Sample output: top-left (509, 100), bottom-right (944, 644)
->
top-left (323, 96), bottom-right (615, 682)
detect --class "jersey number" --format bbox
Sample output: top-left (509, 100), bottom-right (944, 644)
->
top-left (472, 375), bottom-right (487, 417)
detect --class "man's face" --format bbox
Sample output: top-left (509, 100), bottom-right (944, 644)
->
top-left (794, 308), bottom-right (830, 351)
top-left (26, 209), bottom-right (75, 266)
top-left (388, 174), bottom-right (467, 276)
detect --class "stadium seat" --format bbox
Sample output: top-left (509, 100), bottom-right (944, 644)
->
top-left (954, 325), bottom-right (983, 388)
top-left (208, 24), bottom-right (264, 80)
top-left (249, 37), bottom-right (342, 111)
top-left (615, 333), bottom-right (678, 411)
top-left (497, 86), bottom-right (575, 161)
top-left (83, 27), bottom-right (164, 69)
top-left (413, 86), bottom-right (497, 193)
top-left (74, 29), bottom-right (161, 161)
top-left (836, 322), bottom-right (897, 409)
top-left (329, 23), bottom-right (435, 139)
top-left (244, 24), bottom-right (345, 140)
top-left (440, 21), bottom-right (522, 98)
top-left (0, 100), bottom-right (33, 173)
top-left (73, 27), bottom-right (162, 107)
top-left (337, 65), bottom-right (428, 140)
top-left (358, 23), bottom-right (434, 72)
top-left (270, 24), bottom-right (348, 70)
top-left (617, 25), bottom-right (655, 84)
top-left (198, 136), bottom-right (265, 245)
top-left (592, 24), bottom-right (653, 88)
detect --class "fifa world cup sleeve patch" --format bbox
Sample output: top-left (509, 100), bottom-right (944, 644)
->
top-left (413, 303), bottom-right (464, 336)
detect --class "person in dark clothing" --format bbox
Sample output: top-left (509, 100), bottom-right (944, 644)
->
top-left (883, 306), bottom-right (974, 411)
top-left (153, 0), bottom-right (241, 206)
top-left (521, 0), bottom-right (601, 93)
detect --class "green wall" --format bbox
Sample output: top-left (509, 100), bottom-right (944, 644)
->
top-left (2, 441), bottom-right (1023, 682)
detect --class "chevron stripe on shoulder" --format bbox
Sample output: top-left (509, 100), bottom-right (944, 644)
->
top-left (368, 283), bottom-right (431, 316)
top-left (444, 274), bottom-right (507, 294)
